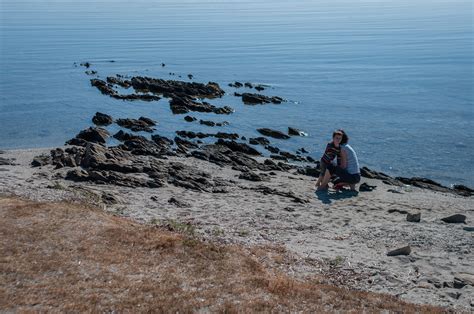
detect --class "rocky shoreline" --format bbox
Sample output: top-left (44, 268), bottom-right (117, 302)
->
top-left (1, 69), bottom-right (473, 309)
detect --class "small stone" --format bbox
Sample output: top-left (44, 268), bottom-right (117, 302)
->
top-left (386, 245), bottom-right (411, 256)
top-left (463, 226), bottom-right (474, 232)
top-left (406, 212), bottom-right (421, 223)
top-left (359, 182), bottom-right (376, 192)
top-left (453, 273), bottom-right (474, 288)
top-left (441, 214), bottom-right (466, 224)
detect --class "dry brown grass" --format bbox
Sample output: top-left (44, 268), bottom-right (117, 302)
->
top-left (0, 196), bottom-right (448, 313)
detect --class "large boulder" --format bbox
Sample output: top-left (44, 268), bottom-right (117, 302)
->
top-left (92, 112), bottom-right (113, 126)
top-left (66, 127), bottom-right (110, 146)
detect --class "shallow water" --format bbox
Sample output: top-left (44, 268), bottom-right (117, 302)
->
top-left (1, 0), bottom-right (473, 186)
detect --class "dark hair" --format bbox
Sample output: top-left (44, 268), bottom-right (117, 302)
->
top-left (333, 129), bottom-right (349, 145)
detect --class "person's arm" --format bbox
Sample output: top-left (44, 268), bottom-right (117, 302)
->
top-left (339, 147), bottom-right (347, 169)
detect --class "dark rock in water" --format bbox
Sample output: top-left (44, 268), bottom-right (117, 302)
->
top-left (257, 128), bottom-right (290, 139)
top-left (297, 147), bottom-right (309, 154)
top-left (168, 197), bottom-right (190, 208)
top-left (85, 70), bottom-right (97, 76)
top-left (184, 115), bottom-right (197, 122)
top-left (80, 62), bottom-right (91, 68)
top-left (288, 127), bottom-right (307, 136)
top-left (67, 127), bottom-right (110, 145)
top-left (176, 130), bottom-right (210, 139)
top-left (249, 137), bottom-right (270, 146)
top-left (214, 106), bottom-right (234, 115)
top-left (187, 74), bottom-right (193, 80)
top-left (92, 112), bottom-right (113, 126)
top-left (169, 95), bottom-right (233, 115)
top-left (215, 139), bottom-right (261, 156)
top-left (116, 118), bottom-right (156, 133)
top-left (244, 82), bottom-right (253, 88)
top-left (138, 116), bottom-right (157, 126)
top-left (106, 76), bottom-right (132, 88)
top-left (228, 81), bottom-right (243, 88)
top-left (151, 134), bottom-right (173, 148)
top-left (234, 92), bottom-right (242, 97)
top-left (265, 145), bottom-right (280, 154)
top-left (387, 246), bottom-right (411, 256)
top-left (359, 183), bottom-right (376, 192)
top-left (306, 156), bottom-right (316, 163)
top-left (241, 93), bottom-right (284, 105)
top-left (200, 120), bottom-right (216, 127)
top-left (239, 171), bottom-right (266, 182)
top-left (271, 154), bottom-right (287, 161)
top-left (452, 184), bottom-right (474, 197)
top-left (214, 132), bottom-right (239, 140)
top-left (31, 154), bottom-right (51, 167)
top-left (406, 212), bottom-right (421, 223)
top-left (360, 167), bottom-right (402, 186)
top-left (255, 85), bottom-right (265, 91)
top-left (441, 214), bottom-right (466, 224)
top-left (279, 151), bottom-right (306, 162)
top-left (90, 79), bottom-right (160, 101)
top-left (130, 76), bottom-right (225, 98)
top-left (113, 130), bottom-right (146, 142)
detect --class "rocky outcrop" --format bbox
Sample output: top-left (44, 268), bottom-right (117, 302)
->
top-left (249, 137), bottom-right (270, 146)
top-left (66, 127), bottom-right (110, 146)
top-left (288, 127), bottom-right (308, 136)
top-left (90, 79), bottom-right (161, 101)
top-left (257, 128), bottom-right (290, 139)
top-left (116, 117), bottom-right (157, 133)
top-left (241, 93), bottom-right (284, 105)
top-left (92, 112), bottom-right (113, 126)
top-left (215, 139), bottom-right (261, 156)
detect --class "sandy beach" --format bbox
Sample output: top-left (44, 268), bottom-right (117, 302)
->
top-left (1, 147), bottom-right (472, 310)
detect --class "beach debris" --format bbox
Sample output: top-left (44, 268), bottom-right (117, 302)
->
top-left (359, 183), bottom-right (376, 192)
top-left (116, 117), bottom-right (156, 133)
top-left (406, 212), bottom-right (421, 223)
top-left (92, 112), bottom-right (113, 126)
top-left (441, 214), bottom-right (466, 224)
top-left (257, 128), bottom-right (290, 139)
top-left (241, 93), bottom-right (284, 105)
top-left (288, 127), bottom-right (308, 136)
top-left (386, 245), bottom-right (411, 256)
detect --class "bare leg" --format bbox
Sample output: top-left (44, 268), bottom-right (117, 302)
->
top-left (317, 169), bottom-right (332, 190)
top-left (349, 184), bottom-right (356, 191)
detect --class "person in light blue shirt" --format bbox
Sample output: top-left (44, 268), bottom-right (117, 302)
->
top-left (317, 130), bottom-right (361, 191)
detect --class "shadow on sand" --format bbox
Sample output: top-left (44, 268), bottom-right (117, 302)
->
top-left (315, 189), bottom-right (359, 204)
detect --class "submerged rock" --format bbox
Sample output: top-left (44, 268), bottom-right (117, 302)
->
top-left (257, 128), bottom-right (290, 139)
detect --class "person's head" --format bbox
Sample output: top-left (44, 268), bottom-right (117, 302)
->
top-left (333, 129), bottom-right (349, 145)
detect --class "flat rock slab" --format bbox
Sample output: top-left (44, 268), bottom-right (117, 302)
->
top-left (441, 214), bottom-right (466, 224)
top-left (387, 246), bottom-right (411, 256)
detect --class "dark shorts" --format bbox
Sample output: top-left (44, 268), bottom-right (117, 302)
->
top-left (326, 164), bottom-right (361, 185)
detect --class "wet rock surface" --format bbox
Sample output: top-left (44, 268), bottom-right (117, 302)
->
top-left (116, 117), bottom-right (157, 133)
top-left (241, 93), bottom-right (284, 105)
top-left (257, 128), bottom-right (291, 139)
top-left (92, 112), bottom-right (113, 126)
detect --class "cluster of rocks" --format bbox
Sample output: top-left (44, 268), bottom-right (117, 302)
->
top-left (236, 93), bottom-right (285, 105)
top-left (360, 167), bottom-right (473, 197)
top-left (228, 81), bottom-right (267, 91)
top-left (90, 76), bottom-right (234, 115)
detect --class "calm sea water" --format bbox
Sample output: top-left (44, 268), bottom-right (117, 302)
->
top-left (1, 0), bottom-right (473, 186)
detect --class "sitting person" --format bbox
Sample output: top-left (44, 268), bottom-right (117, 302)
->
top-left (317, 130), bottom-right (360, 191)
top-left (315, 130), bottom-right (343, 188)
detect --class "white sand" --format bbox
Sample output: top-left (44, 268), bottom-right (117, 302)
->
top-left (1, 147), bottom-right (473, 310)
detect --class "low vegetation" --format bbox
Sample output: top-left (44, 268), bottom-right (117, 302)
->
top-left (0, 196), bottom-right (447, 312)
